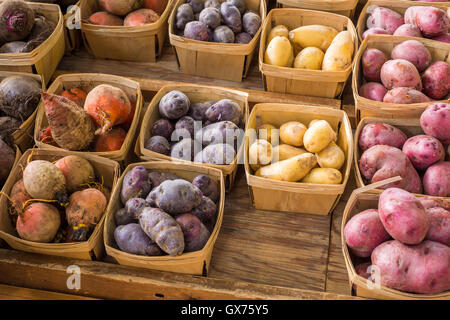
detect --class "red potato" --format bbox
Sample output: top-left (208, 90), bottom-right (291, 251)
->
top-left (16, 203), bottom-right (60, 243)
top-left (358, 122), bottom-right (407, 152)
top-left (393, 24), bottom-right (422, 37)
top-left (371, 240), bottom-right (450, 294)
top-left (344, 209), bottom-right (390, 258)
top-left (420, 103), bottom-right (450, 146)
top-left (61, 88), bottom-right (87, 108)
top-left (144, 0), bottom-right (168, 15)
top-left (9, 179), bottom-right (32, 215)
top-left (391, 40), bottom-right (431, 72)
top-left (378, 188), bottom-right (429, 245)
top-left (98, 0), bottom-right (143, 16)
top-left (362, 48), bottom-right (388, 82)
top-left (366, 6), bottom-right (404, 34)
top-left (405, 6), bottom-right (450, 37)
top-left (359, 145), bottom-right (423, 194)
top-left (423, 204), bottom-right (450, 246)
top-left (355, 262), bottom-right (372, 280)
top-left (421, 61), bottom-right (450, 100)
top-left (420, 197), bottom-right (450, 212)
top-left (88, 11), bottom-right (124, 26)
top-left (383, 87), bottom-right (431, 104)
top-left (93, 127), bottom-right (127, 152)
top-left (423, 162), bottom-right (450, 197)
top-left (124, 8), bottom-right (159, 27)
top-left (362, 27), bottom-right (389, 40)
top-left (359, 82), bottom-right (387, 102)
top-left (402, 135), bottom-right (445, 171)
top-left (432, 33), bottom-right (450, 44)
top-left (55, 155), bottom-right (95, 193)
top-left (380, 59), bottom-right (422, 91)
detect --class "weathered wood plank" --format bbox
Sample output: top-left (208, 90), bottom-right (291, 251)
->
top-left (0, 284), bottom-right (99, 300)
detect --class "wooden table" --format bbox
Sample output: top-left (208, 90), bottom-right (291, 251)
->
top-left (0, 43), bottom-right (362, 300)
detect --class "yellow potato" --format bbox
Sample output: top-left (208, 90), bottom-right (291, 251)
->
top-left (255, 153), bottom-right (317, 182)
top-left (264, 36), bottom-right (294, 67)
top-left (301, 168), bottom-right (342, 184)
top-left (308, 119), bottom-right (320, 128)
top-left (303, 120), bottom-right (337, 153)
top-left (249, 139), bottom-right (273, 171)
top-left (322, 31), bottom-right (354, 71)
top-left (316, 141), bottom-right (345, 170)
top-left (258, 123), bottom-right (277, 143)
top-left (289, 25), bottom-right (338, 52)
top-left (294, 47), bottom-right (324, 70)
top-left (280, 121), bottom-right (307, 147)
top-left (267, 25), bottom-right (289, 44)
top-left (272, 144), bottom-right (307, 162)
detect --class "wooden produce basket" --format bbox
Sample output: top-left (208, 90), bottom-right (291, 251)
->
top-left (353, 35), bottom-right (450, 123)
top-left (259, 8), bottom-right (358, 99)
top-left (356, 0), bottom-right (450, 43)
top-left (0, 146), bottom-right (21, 193)
top-left (63, 1), bottom-right (82, 54)
top-left (0, 2), bottom-right (65, 85)
top-left (34, 73), bottom-right (143, 167)
top-left (341, 179), bottom-right (450, 300)
top-left (168, 0), bottom-right (267, 82)
top-left (0, 71), bottom-right (45, 152)
top-left (244, 103), bottom-right (353, 215)
top-left (0, 148), bottom-right (120, 260)
top-left (104, 161), bottom-right (225, 276)
top-left (79, 0), bottom-right (173, 62)
top-left (136, 83), bottom-right (249, 190)
top-left (276, 0), bottom-right (359, 19)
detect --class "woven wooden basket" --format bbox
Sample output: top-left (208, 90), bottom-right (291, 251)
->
top-left (0, 148), bottom-right (120, 260)
top-left (79, 0), bottom-right (174, 62)
top-left (169, 0), bottom-right (267, 82)
top-left (0, 146), bottom-right (21, 193)
top-left (353, 35), bottom-right (450, 124)
top-left (0, 2), bottom-right (65, 85)
top-left (244, 103), bottom-right (353, 215)
top-left (259, 8), bottom-right (358, 99)
top-left (276, 0), bottom-right (359, 18)
top-left (34, 73), bottom-right (143, 167)
top-left (104, 161), bottom-right (225, 275)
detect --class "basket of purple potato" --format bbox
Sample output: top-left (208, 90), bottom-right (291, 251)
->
top-left (103, 161), bottom-right (225, 275)
top-left (357, 0), bottom-right (450, 43)
top-left (354, 103), bottom-right (450, 199)
top-left (353, 35), bottom-right (450, 122)
top-left (341, 177), bottom-right (449, 299)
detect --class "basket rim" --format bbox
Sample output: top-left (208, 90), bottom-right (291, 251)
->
top-left (277, 0), bottom-right (359, 11)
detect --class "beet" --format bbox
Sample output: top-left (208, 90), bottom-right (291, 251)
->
top-left (21, 14), bottom-right (55, 52)
top-left (0, 138), bottom-right (15, 185)
top-left (0, 41), bottom-right (26, 53)
top-left (0, 0), bottom-right (35, 43)
top-left (0, 116), bottom-right (21, 146)
top-left (16, 202), bottom-right (61, 243)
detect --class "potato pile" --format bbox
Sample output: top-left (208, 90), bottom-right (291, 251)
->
top-left (362, 5), bottom-right (450, 43)
top-left (0, 0), bottom-right (55, 53)
top-left (38, 84), bottom-right (135, 153)
top-left (344, 187), bottom-right (449, 294)
top-left (249, 119), bottom-right (345, 184)
top-left (264, 24), bottom-right (354, 71)
top-left (7, 155), bottom-right (110, 243)
top-left (174, 0), bottom-right (261, 44)
top-left (359, 40), bottom-right (450, 103)
top-left (358, 102), bottom-right (450, 197)
top-left (113, 166), bottom-right (219, 257)
top-left (87, 0), bottom-right (165, 27)
top-left (145, 89), bottom-right (244, 165)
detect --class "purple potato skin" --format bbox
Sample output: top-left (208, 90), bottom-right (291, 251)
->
top-left (213, 25), bottom-right (235, 43)
top-left (194, 143), bottom-right (236, 165)
top-left (220, 2), bottom-right (242, 33)
top-left (145, 135), bottom-right (171, 155)
top-left (159, 90), bottom-right (190, 120)
top-left (235, 32), bottom-right (252, 44)
top-left (226, 0), bottom-right (246, 14)
top-left (187, 0), bottom-right (204, 13)
top-left (192, 174), bottom-right (220, 202)
top-left (195, 121), bottom-right (242, 147)
top-left (114, 208), bottom-right (136, 226)
top-left (114, 223), bottom-right (163, 256)
top-left (176, 3), bottom-right (194, 31)
top-left (148, 171), bottom-right (182, 189)
top-left (175, 116), bottom-right (196, 138)
top-left (176, 214), bottom-right (211, 252)
top-left (199, 7), bottom-right (221, 29)
top-left (120, 166), bottom-right (152, 205)
top-left (184, 21), bottom-right (210, 41)
top-left (205, 99), bottom-right (241, 124)
top-left (188, 101), bottom-right (215, 122)
top-left (190, 195), bottom-right (217, 225)
top-left (125, 198), bottom-right (151, 219)
top-left (205, 0), bottom-right (220, 10)
top-left (170, 138), bottom-right (202, 161)
top-left (151, 119), bottom-right (175, 140)
top-left (242, 11), bottom-right (261, 37)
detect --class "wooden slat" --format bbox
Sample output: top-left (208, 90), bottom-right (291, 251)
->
top-left (0, 284), bottom-right (98, 300)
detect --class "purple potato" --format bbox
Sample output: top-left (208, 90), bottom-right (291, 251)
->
top-left (158, 90), bottom-right (190, 120)
top-left (188, 101), bottom-right (215, 122)
top-left (145, 135), bottom-right (171, 155)
top-left (199, 7), bottom-right (221, 29)
top-left (235, 32), bottom-right (252, 44)
top-left (184, 21), bottom-right (210, 41)
top-left (125, 197), bottom-right (151, 219)
top-left (120, 166), bottom-right (152, 205)
top-left (114, 208), bottom-right (136, 226)
top-left (242, 11), bottom-right (261, 37)
top-left (190, 195), bottom-right (217, 224)
top-left (187, 0), bottom-right (204, 13)
top-left (194, 143), bottom-right (236, 165)
top-left (114, 223), bottom-right (163, 256)
top-left (151, 119), bottom-right (175, 140)
top-left (170, 138), bottom-right (202, 161)
top-left (220, 2), bottom-right (242, 33)
top-left (175, 116), bottom-right (196, 139)
top-left (148, 171), bottom-right (182, 189)
top-left (226, 0), bottom-right (246, 14)
top-left (205, 99), bottom-right (241, 124)
top-left (213, 25), bottom-right (235, 43)
top-left (192, 174), bottom-right (220, 202)
top-left (176, 213), bottom-right (211, 252)
top-left (176, 3), bottom-right (194, 31)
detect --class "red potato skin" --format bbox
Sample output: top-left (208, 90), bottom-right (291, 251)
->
top-left (124, 8), bottom-right (159, 27)
top-left (432, 33), bottom-right (450, 44)
top-left (362, 48), bottom-right (388, 82)
top-left (383, 87), bottom-right (431, 104)
top-left (380, 59), bottom-right (422, 91)
top-left (402, 135), bottom-right (445, 171)
top-left (391, 40), bottom-right (431, 72)
top-left (420, 103), bottom-right (450, 146)
top-left (359, 145), bottom-right (423, 194)
top-left (144, 0), bottom-right (168, 15)
top-left (98, 0), bottom-right (143, 16)
top-left (372, 240), bottom-right (450, 294)
top-left (16, 203), bottom-right (61, 243)
top-left (423, 162), bottom-right (450, 197)
top-left (424, 206), bottom-right (450, 246)
top-left (405, 6), bottom-right (450, 37)
top-left (344, 209), bottom-right (391, 258)
top-left (366, 6), bottom-right (404, 34)
top-left (358, 122), bottom-right (407, 152)
top-left (378, 188), bottom-right (429, 245)
top-left (393, 24), bottom-right (422, 37)
top-left (355, 262), bottom-right (372, 280)
top-left (362, 27), bottom-right (389, 40)
top-left (88, 11), bottom-right (124, 26)
top-left (421, 61), bottom-right (450, 100)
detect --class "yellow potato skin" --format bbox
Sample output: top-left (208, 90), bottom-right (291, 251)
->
top-left (249, 139), bottom-right (273, 171)
top-left (316, 141), bottom-right (345, 170)
top-left (264, 36), bottom-right (294, 67)
top-left (289, 25), bottom-right (338, 52)
top-left (255, 153), bottom-right (317, 182)
top-left (258, 123), bottom-right (277, 143)
top-left (301, 168), bottom-right (342, 184)
top-left (267, 25), bottom-right (289, 44)
top-left (272, 144), bottom-right (307, 162)
top-left (303, 120), bottom-right (337, 153)
top-left (280, 121), bottom-right (307, 147)
top-left (322, 31), bottom-right (354, 71)
top-left (294, 47), bottom-right (324, 70)
top-left (308, 119), bottom-right (320, 128)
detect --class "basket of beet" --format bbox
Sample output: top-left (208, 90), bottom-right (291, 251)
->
top-left (0, 148), bottom-right (120, 260)
top-left (0, 0), bottom-right (65, 85)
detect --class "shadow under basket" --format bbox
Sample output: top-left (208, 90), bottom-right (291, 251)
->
top-left (341, 181), bottom-right (450, 300)
top-left (276, 0), bottom-right (359, 19)
top-left (104, 161), bottom-right (225, 276)
top-left (245, 103), bottom-right (353, 215)
top-left (259, 8), bottom-right (358, 99)
top-left (0, 2), bottom-right (65, 86)
top-left (79, 0), bottom-right (174, 62)
top-left (169, 0), bottom-right (267, 82)
top-left (0, 148), bottom-right (120, 260)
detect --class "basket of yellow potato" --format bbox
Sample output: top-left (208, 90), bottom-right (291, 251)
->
top-left (244, 103), bottom-right (353, 215)
top-left (259, 8), bottom-right (358, 99)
